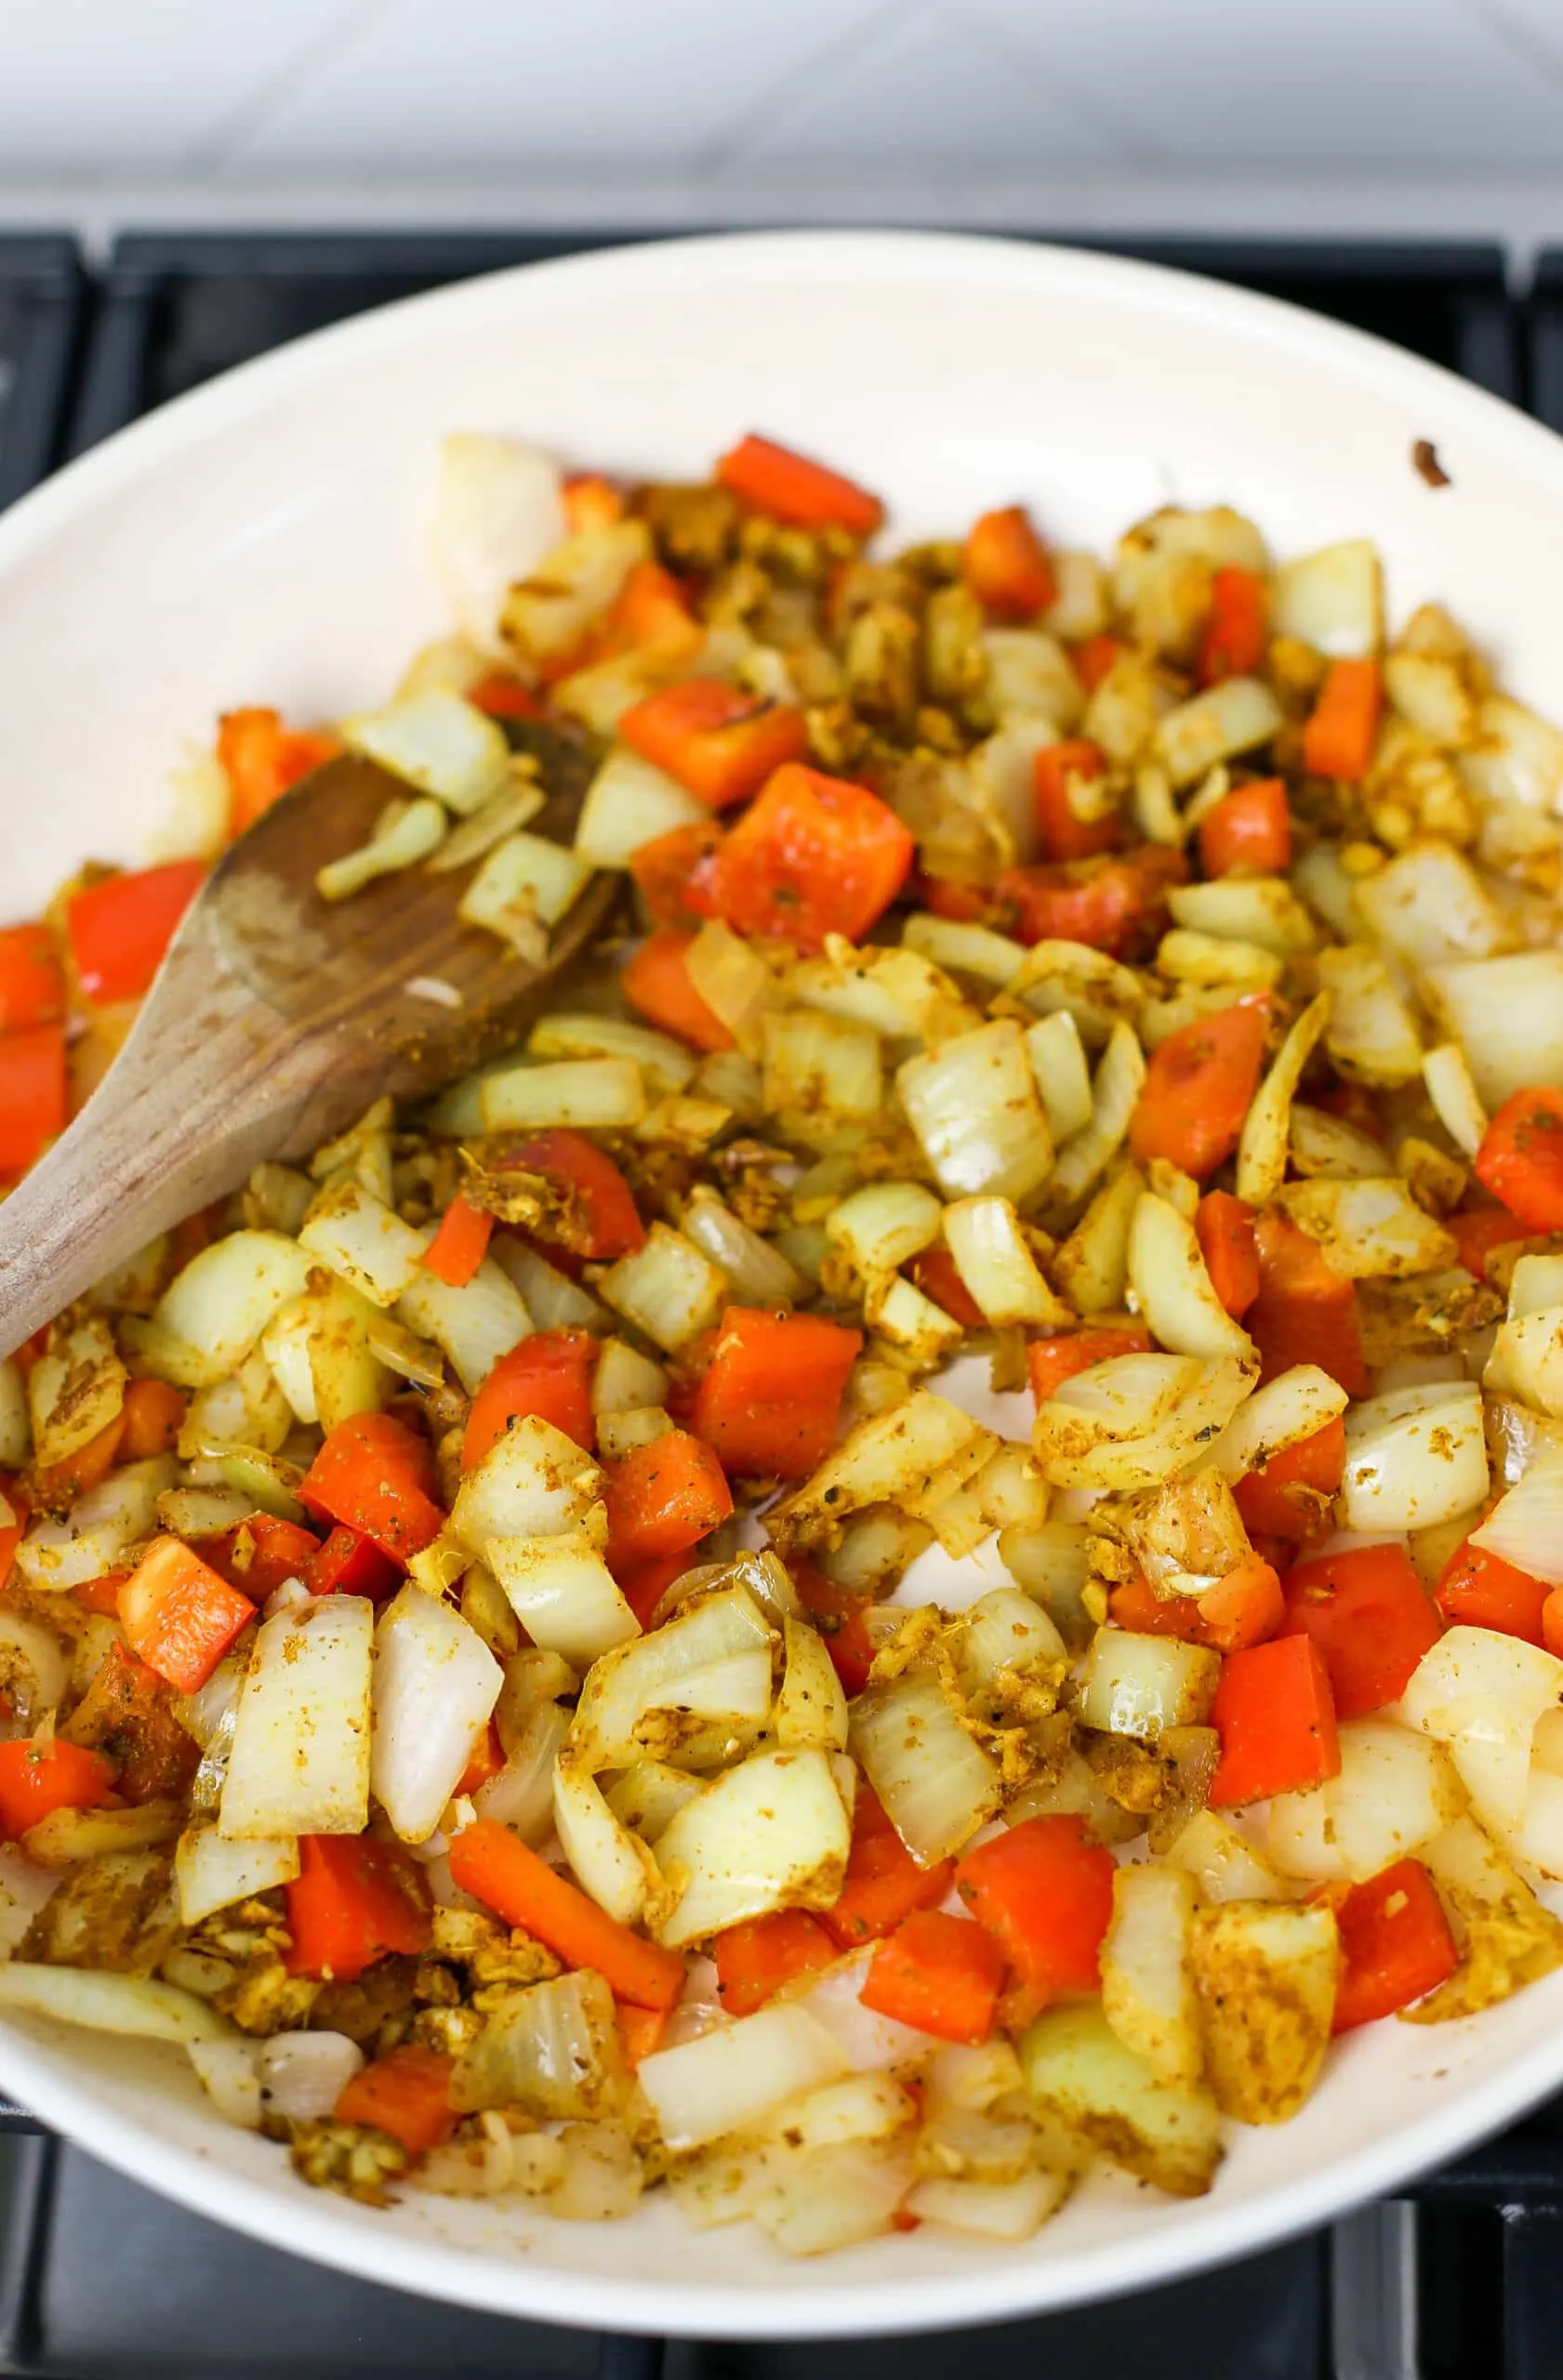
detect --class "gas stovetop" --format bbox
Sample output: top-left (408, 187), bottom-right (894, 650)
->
top-left (5, 225), bottom-right (1563, 2378)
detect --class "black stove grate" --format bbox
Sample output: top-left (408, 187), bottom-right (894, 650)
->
top-left (2, 225), bottom-right (1561, 2377)
top-left (0, 236), bottom-right (83, 511)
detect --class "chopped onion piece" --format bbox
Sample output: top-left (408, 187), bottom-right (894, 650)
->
top-left (174, 1826), bottom-right (298, 1926)
top-left (1472, 1453), bottom-right (1563, 1585)
top-left (897, 1021), bottom-right (1053, 1204)
top-left (1339, 1383), bottom-right (1487, 1531)
top-left (825, 1183), bottom-right (942, 1276)
top-left (569, 1585), bottom-right (775, 1771)
top-left (791, 938), bottom-right (975, 1045)
top-left (681, 1188), bottom-right (801, 1309)
top-left (770, 1392), bottom-right (993, 1552)
top-left (451, 1969), bottom-right (624, 2120)
top-left (371, 1583), bottom-right (502, 1844)
top-left (342, 688), bottom-right (510, 815)
top-left (500, 520), bottom-right (649, 668)
top-left (188, 2038), bottom-right (262, 2131)
top-left (850, 1670), bottom-right (1001, 1864)
top-left (1423, 1041), bottom-right (1489, 1159)
top-left (1127, 1192), bottom-right (1254, 1361)
top-left (477, 1700), bottom-right (571, 1843)
top-left (1046, 1020), bottom-right (1146, 1213)
top-left (451, 1415), bottom-right (603, 1552)
top-left (1076, 1632), bottom-right (1222, 1738)
top-left (1458, 694), bottom-right (1563, 813)
top-left (1278, 1177), bottom-right (1457, 1281)
top-left (598, 1223), bottom-right (728, 1354)
top-left (1024, 1011), bottom-right (1094, 1144)
top-left (152, 1232), bottom-right (312, 1388)
top-left (298, 1178), bottom-right (428, 1308)
top-left (1155, 677), bottom-right (1284, 790)
top-left (575, 745), bottom-right (709, 869)
top-left (591, 1338), bottom-right (669, 1418)
top-left (907, 2170), bottom-right (1069, 2241)
top-left (554, 1758), bottom-right (653, 1924)
top-left (654, 1748), bottom-right (850, 1947)
top-left (529, 1012), bottom-right (695, 1096)
top-left (636, 2004), bottom-right (849, 2150)
top-left (774, 1618), bottom-right (850, 1752)
top-left (395, 1252), bottom-right (531, 1395)
top-left (219, 1595), bottom-right (372, 1840)
top-left (487, 1529), bottom-right (639, 1664)
top-left (458, 830), bottom-right (593, 957)
top-left (316, 796), bottom-right (448, 901)
top-left (1424, 951), bottom-right (1563, 1108)
top-left (0, 1964), bottom-right (232, 2043)
top-left (1168, 876), bottom-right (1317, 958)
top-left (1212, 1364), bottom-right (1349, 1481)
top-left (901, 912), bottom-right (1026, 987)
top-left (16, 1463), bottom-right (168, 1593)
top-left (431, 433), bottom-right (565, 651)
top-left (258, 2030), bottom-right (364, 2122)
top-left (1354, 843), bottom-right (1506, 968)
top-left (943, 1196), bottom-right (1072, 1329)
top-left (490, 1238), bottom-right (607, 1334)
top-left (1317, 945), bottom-right (1424, 1088)
top-left (1236, 993), bottom-right (1330, 1208)
top-left (1402, 1624), bottom-right (1563, 1834)
top-left (1270, 537), bottom-right (1382, 658)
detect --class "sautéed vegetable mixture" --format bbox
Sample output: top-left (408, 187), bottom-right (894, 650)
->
top-left (2, 429), bottom-right (1563, 2253)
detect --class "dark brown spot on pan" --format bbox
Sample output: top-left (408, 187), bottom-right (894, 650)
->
top-left (1412, 439), bottom-right (1450, 489)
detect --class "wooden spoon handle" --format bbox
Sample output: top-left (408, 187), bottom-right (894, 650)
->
top-left (0, 938), bottom-right (337, 1358)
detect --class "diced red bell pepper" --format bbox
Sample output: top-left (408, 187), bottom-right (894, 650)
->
top-left (1195, 1190), bottom-right (1261, 1318)
top-left (790, 1563), bottom-right (878, 1697)
top-left (1208, 1633), bottom-right (1341, 1806)
top-left (0, 924), bottom-right (63, 1032)
top-left (689, 1308), bottom-right (862, 1479)
top-left (300, 1413), bottom-right (444, 1566)
top-left (628, 819), bottom-right (725, 929)
top-left (304, 1524), bottom-right (402, 1601)
top-left (563, 470), bottom-right (626, 535)
top-left (1027, 1325), bottom-right (1153, 1406)
top-left (420, 1195), bottom-right (494, 1289)
top-left (963, 505), bottom-right (1056, 619)
top-left (1198, 777), bottom-right (1291, 878)
top-left (623, 928), bottom-right (735, 1054)
top-left (464, 1329), bottom-right (598, 1467)
top-left (497, 1129), bottom-right (645, 1262)
top-left (0, 1023), bottom-right (67, 1174)
top-left (66, 860), bottom-right (206, 1005)
top-left (713, 1909), bottom-right (839, 2016)
top-left (955, 1815), bottom-right (1116, 1998)
top-left (1129, 994), bottom-right (1270, 1180)
top-left (334, 2043), bottom-right (456, 2155)
top-left (205, 1514), bottom-right (322, 1602)
top-left (117, 1536), bottom-right (257, 1694)
top-left (1247, 1210), bottom-right (1370, 1400)
top-left (610, 559), bottom-right (703, 659)
top-left (217, 707), bottom-right (338, 836)
top-left (1071, 633), bottom-right (1123, 694)
top-left (704, 762), bottom-right (914, 953)
top-left (1000, 845), bottom-right (1187, 958)
top-left (285, 1833), bottom-right (433, 1982)
top-left (616, 1549), bottom-right (693, 1633)
top-left (1450, 1201), bottom-right (1531, 1281)
top-left (1332, 1858), bottom-right (1459, 2032)
top-left (861, 1909), bottom-right (1007, 2044)
top-left (821, 1786), bottom-right (954, 1949)
top-left (1198, 566), bottom-right (1267, 686)
top-left (1033, 739), bottom-right (1119, 863)
top-left (619, 679), bottom-right (808, 812)
top-left (1303, 659), bottom-right (1382, 781)
top-left (1197, 1554), bottom-right (1286, 1654)
top-left (603, 1428), bottom-right (733, 1568)
top-left (716, 434), bottom-right (883, 536)
top-left (0, 1738), bottom-right (118, 1839)
top-left (117, 1378), bottom-right (188, 1461)
top-left (1233, 1415), bottom-right (1346, 1542)
top-left (467, 671), bottom-right (546, 721)
top-left (1437, 1536), bottom-right (1551, 1646)
top-left (1474, 1087), bottom-right (1563, 1233)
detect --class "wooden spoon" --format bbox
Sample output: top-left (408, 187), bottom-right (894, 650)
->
top-left (0, 748), bottom-right (619, 1357)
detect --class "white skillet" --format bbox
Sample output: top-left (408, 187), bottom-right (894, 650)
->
top-left (0, 229), bottom-right (1558, 2339)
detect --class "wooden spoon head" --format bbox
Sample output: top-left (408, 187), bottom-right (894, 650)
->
top-left (205, 747), bottom-right (621, 1105)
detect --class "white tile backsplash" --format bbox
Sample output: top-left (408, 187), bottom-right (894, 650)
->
top-left (0, 0), bottom-right (1560, 220)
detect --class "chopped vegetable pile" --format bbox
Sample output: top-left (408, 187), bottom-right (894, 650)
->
top-left (4, 429), bottom-right (1563, 2258)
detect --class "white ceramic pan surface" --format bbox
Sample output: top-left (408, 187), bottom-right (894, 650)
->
top-left (0, 230), bottom-right (1559, 2339)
